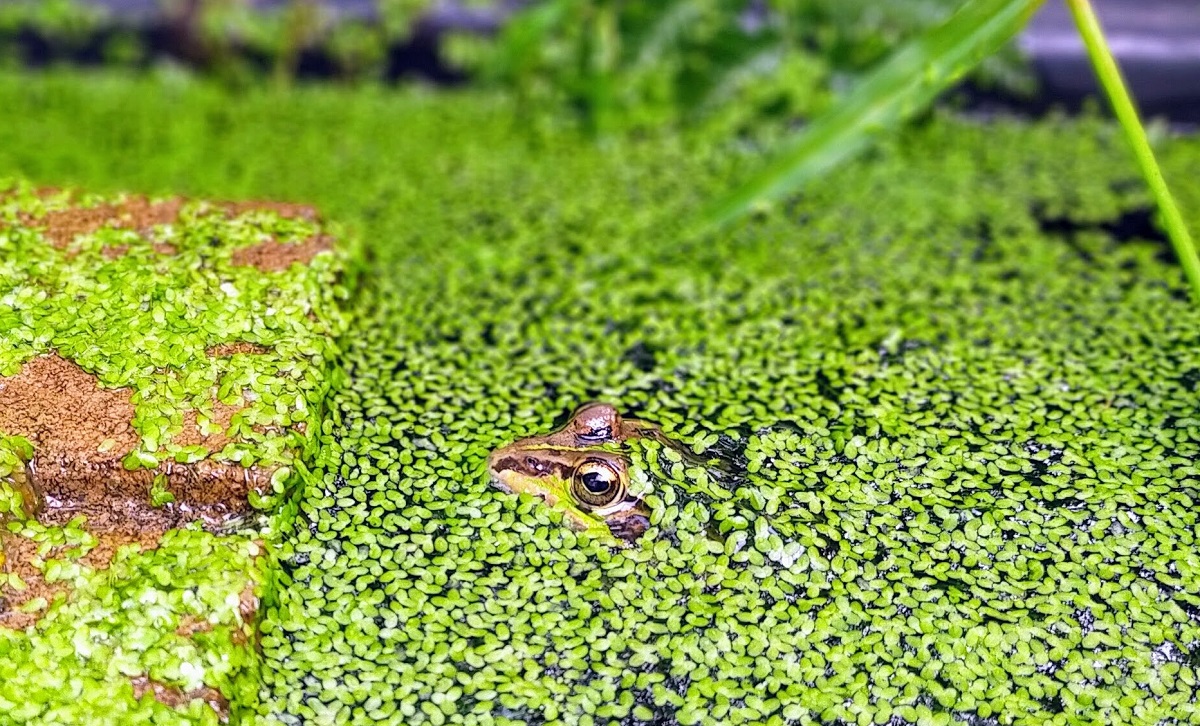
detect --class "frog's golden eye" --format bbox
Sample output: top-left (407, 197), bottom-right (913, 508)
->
top-left (571, 459), bottom-right (625, 509)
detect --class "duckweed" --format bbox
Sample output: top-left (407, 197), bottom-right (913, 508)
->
top-left (0, 434), bottom-right (35, 522)
top-left (0, 74), bottom-right (1197, 725)
top-left (262, 105), bottom-right (1197, 723)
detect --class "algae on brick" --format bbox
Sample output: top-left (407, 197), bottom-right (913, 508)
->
top-left (0, 180), bottom-right (345, 488)
top-left (0, 172), bottom-right (348, 723)
top-left (0, 530), bottom-right (267, 725)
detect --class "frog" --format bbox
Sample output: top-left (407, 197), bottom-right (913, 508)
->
top-left (488, 402), bottom-right (806, 565)
top-left (487, 402), bottom-right (658, 544)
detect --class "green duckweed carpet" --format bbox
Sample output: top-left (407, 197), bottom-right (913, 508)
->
top-left (0, 73), bottom-right (1198, 725)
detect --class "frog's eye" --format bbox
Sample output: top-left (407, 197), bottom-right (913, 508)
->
top-left (571, 459), bottom-right (625, 509)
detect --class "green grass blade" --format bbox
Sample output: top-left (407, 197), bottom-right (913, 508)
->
top-left (1065, 0), bottom-right (1200, 300)
top-left (699, 0), bottom-right (1044, 230)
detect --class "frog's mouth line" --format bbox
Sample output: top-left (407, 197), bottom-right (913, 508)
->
top-left (489, 473), bottom-right (513, 494)
top-left (489, 471), bottom-right (556, 507)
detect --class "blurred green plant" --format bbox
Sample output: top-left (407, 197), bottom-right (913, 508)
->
top-left (0, 0), bottom-right (105, 45)
top-left (702, 0), bottom-right (1045, 227)
top-left (457, 0), bottom-right (1034, 135)
top-left (327, 17), bottom-right (390, 82)
top-left (0, 0), bottom-right (1028, 115)
top-left (379, 0), bottom-right (433, 42)
top-left (173, 0), bottom-right (323, 86)
top-left (703, 0), bottom-right (1200, 300)
top-left (0, 0), bottom-right (108, 68)
top-left (0, 0), bottom-right (435, 85)
top-left (783, 0), bottom-right (1034, 92)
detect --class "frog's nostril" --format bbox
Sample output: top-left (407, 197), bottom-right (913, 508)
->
top-left (487, 446), bottom-right (512, 469)
top-left (486, 450), bottom-right (509, 480)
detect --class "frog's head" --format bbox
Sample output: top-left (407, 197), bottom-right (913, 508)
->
top-left (491, 404), bottom-right (809, 567)
top-left (488, 402), bottom-right (653, 545)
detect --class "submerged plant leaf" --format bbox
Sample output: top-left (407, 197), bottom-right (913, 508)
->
top-left (700, 0), bottom-right (1044, 229)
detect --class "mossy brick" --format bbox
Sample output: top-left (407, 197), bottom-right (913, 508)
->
top-left (0, 527), bottom-right (270, 724)
top-left (0, 182), bottom-right (344, 531)
top-left (0, 176), bottom-right (346, 723)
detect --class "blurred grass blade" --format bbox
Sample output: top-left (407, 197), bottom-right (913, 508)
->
top-left (1065, 0), bottom-right (1200, 300)
top-left (700, 0), bottom-right (1044, 229)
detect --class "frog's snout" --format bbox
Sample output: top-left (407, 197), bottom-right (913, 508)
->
top-left (487, 446), bottom-right (563, 510)
top-left (487, 448), bottom-right (515, 493)
top-left (487, 445), bottom-right (537, 497)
